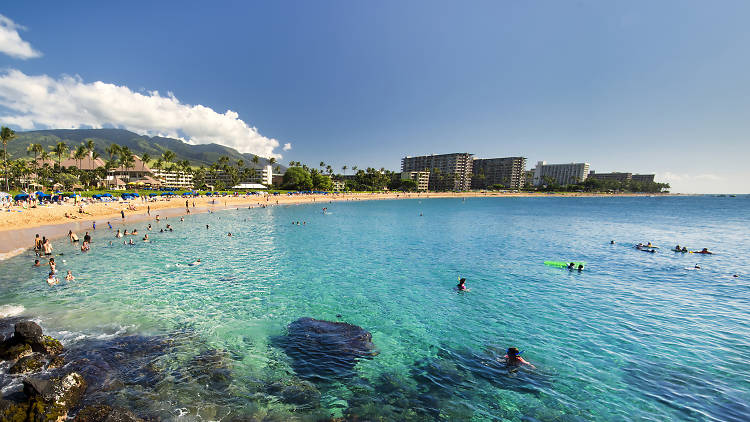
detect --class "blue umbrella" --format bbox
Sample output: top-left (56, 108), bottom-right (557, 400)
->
top-left (14, 193), bottom-right (29, 201)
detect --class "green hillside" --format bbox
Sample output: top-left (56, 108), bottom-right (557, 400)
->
top-left (6, 128), bottom-right (284, 170)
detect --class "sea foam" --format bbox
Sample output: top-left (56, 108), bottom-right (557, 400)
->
top-left (0, 304), bottom-right (25, 318)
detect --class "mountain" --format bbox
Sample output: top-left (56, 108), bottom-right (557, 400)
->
top-left (6, 128), bottom-right (285, 170)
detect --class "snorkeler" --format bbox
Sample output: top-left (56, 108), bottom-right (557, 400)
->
top-left (505, 347), bottom-right (535, 368)
top-left (457, 277), bottom-right (468, 291)
top-left (577, 264), bottom-right (584, 271)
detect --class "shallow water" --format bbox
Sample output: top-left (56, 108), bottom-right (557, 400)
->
top-left (1, 196), bottom-right (749, 420)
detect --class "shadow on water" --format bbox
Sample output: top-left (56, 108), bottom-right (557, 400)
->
top-left (343, 344), bottom-right (561, 421)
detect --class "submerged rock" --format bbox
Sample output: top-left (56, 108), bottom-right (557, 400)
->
top-left (273, 317), bottom-right (377, 380)
top-left (267, 378), bottom-right (321, 407)
top-left (74, 404), bottom-right (144, 422)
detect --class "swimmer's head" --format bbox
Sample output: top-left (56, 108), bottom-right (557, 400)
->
top-left (507, 347), bottom-right (522, 357)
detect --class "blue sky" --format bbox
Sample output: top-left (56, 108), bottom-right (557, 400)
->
top-left (1, 1), bottom-right (748, 193)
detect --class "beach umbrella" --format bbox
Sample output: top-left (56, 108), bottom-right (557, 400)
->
top-left (0, 192), bottom-right (9, 198)
top-left (149, 193), bottom-right (157, 197)
top-left (14, 193), bottom-right (29, 200)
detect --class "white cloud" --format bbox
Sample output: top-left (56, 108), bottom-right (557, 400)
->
top-left (0, 69), bottom-right (286, 158)
top-left (0, 14), bottom-right (42, 59)
top-left (282, 142), bottom-right (292, 151)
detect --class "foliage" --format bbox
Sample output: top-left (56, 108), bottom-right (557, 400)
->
top-left (311, 170), bottom-right (333, 191)
top-left (282, 166), bottom-right (313, 190)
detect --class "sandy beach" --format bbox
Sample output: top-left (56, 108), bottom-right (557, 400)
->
top-left (0, 191), bottom-right (663, 257)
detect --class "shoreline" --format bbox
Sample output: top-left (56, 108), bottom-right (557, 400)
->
top-left (0, 191), bottom-right (671, 256)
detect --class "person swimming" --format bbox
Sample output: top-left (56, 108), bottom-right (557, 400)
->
top-left (505, 347), bottom-right (535, 368)
top-left (457, 277), bottom-right (467, 291)
top-left (568, 262), bottom-right (576, 269)
top-left (47, 271), bottom-right (58, 286)
top-left (695, 248), bottom-right (713, 254)
top-left (65, 270), bottom-right (75, 281)
top-left (148, 224), bottom-right (152, 230)
top-left (143, 234), bottom-right (149, 241)
top-left (33, 259), bottom-right (41, 267)
top-left (189, 259), bottom-right (201, 266)
top-left (115, 229), bottom-right (123, 238)
top-left (610, 240), bottom-right (615, 244)
top-left (81, 241), bottom-right (90, 252)
top-left (577, 264), bottom-right (584, 271)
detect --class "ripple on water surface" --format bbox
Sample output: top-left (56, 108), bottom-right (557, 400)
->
top-left (1, 196), bottom-right (749, 420)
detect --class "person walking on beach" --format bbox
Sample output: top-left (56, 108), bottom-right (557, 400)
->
top-left (147, 205), bottom-right (150, 216)
top-left (121, 210), bottom-right (125, 219)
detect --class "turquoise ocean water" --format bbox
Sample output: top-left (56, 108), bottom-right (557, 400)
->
top-left (1, 196), bottom-right (749, 421)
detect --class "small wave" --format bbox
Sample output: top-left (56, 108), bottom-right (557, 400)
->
top-left (0, 304), bottom-right (25, 318)
top-left (0, 248), bottom-right (26, 261)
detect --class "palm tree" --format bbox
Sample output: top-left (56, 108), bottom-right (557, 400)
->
top-left (162, 149), bottom-right (175, 165)
top-left (141, 152), bottom-right (151, 172)
top-left (251, 155), bottom-right (260, 167)
top-left (26, 143), bottom-right (43, 185)
top-left (352, 165), bottom-right (358, 173)
top-left (153, 158), bottom-right (163, 172)
top-left (269, 157), bottom-right (276, 166)
top-left (1, 126), bottom-right (17, 191)
top-left (85, 139), bottom-right (96, 168)
top-left (274, 165), bottom-right (281, 173)
top-left (319, 161), bottom-right (325, 171)
top-left (326, 165), bottom-right (333, 175)
top-left (342, 165), bottom-right (347, 175)
top-left (74, 145), bottom-right (87, 169)
top-left (237, 159), bottom-right (244, 170)
top-left (119, 146), bottom-right (135, 181)
top-left (106, 144), bottom-right (120, 161)
top-left (50, 141), bottom-right (69, 168)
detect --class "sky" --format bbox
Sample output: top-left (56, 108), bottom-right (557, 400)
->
top-left (0, 1), bottom-right (748, 193)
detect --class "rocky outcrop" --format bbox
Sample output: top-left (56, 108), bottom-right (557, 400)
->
top-left (0, 372), bottom-right (86, 421)
top-left (273, 317), bottom-right (377, 380)
top-left (0, 320), bottom-right (64, 362)
top-left (9, 353), bottom-right (45, 374)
